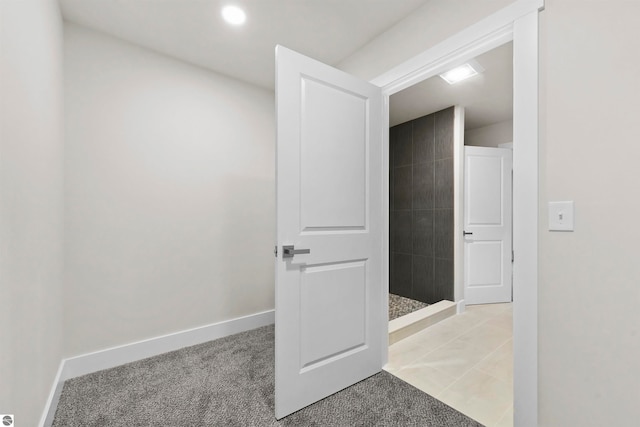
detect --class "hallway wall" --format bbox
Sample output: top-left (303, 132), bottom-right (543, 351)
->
top-left (336, 0), bottom-right (513, 81)
top-left (538, 2), bottom-right (640, 425)
top-left (340, 0), bottom-right (640, 425)
top-left (63, 23), bottom-right (276, 357)
top-left (0, 0), bottom-right (65, 425)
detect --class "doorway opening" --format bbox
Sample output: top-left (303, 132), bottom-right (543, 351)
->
top-left (374, 5), bottom-right (540, 424)
top-left (387, 42), bottom-right (513, 303)
top-left (383, 35), bottom-right (522, 426)
top-left (272, 2), bottom-right (539, 424)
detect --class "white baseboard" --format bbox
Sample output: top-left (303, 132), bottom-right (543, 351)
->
top-left (60, 309), bottom-right (275, 381)
top-left (457, 299), bottom-right (466, 314)
top-left (40, 309), bottom-right (275, 427)
top-left (39, 360), bottom-right (65, 427)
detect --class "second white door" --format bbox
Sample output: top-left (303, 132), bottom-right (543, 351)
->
top-left (463, 146), bottom-right (512, 305)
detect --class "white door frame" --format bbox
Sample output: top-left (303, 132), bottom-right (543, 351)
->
top-left (371, 1), bottom-right (542, 426)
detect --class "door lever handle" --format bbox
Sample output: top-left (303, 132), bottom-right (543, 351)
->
top-left (463, 231), bottom-right (473, 235)
top-left (282, 245), bottom-right (310, 259)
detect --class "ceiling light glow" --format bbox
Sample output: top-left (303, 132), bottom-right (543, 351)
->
top-left (222, 5), bottom-right (246, 25)
top-left (440, 62), bottom-right (483, 84)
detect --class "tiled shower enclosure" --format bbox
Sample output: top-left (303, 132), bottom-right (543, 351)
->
top-left (390, 106), bottom-right (455, 304)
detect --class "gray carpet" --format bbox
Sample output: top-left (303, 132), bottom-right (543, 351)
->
top-left (389, 293), bottom-right (429, 321)
top-left (53, 325), bottom-right (483, 426)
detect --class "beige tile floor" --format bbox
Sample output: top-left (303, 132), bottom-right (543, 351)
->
top-left (385, 303), bottom-right (513, 427)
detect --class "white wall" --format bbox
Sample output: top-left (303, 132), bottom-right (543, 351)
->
top-left (64, 23), bottom-right (275, 356)
top-left (337, 0), bottom-right (513, 81)
top-left (465, 119), bottom-right (513, 147)
top-left (0, 0), bottom-right (64, 425)
top-left (340, 0), bottom-right (640, 425)
top-left (538, 1), bottom-right (640, 425)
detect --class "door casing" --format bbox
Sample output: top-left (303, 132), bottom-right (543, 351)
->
top-left (371, 1), bottom-right (542, 426)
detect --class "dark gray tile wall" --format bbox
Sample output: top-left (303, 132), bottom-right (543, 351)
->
top-left (389, 107), bottom-right (455, 303)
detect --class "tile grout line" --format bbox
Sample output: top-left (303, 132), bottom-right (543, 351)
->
top-left (431, 349), bottom-right (496, 399)
top-left (433, 328), bottom-right (513, 424)
top-left (389, 320), bottom-right (477, 369)
top-left (389, 310), bottom-right (500, 371)
top-left (389, 305), bottom-right (514, 426)
top-left (473, 338), bottom-right (513, 382)
top-left (418, 310), bottom-right (511, 384)
top-left (435, 365), bottom-right (512, 427)
top-left (388, 305), bottom-right (511, 369)
top-left (495, 403), bottom-right (515, 426)
top-left (434, 327), bottom-right (512, 391)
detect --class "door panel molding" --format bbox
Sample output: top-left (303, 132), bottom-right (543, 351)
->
top-left (275, 45), bottom-right (383, 419)
top-left (464, 146), bottom-right (512, 305)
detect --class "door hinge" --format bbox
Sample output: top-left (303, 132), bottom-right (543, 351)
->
top-left (274, 245), bottom-right (277, 258)
top-left (512, 250), bottom-right (514, 263)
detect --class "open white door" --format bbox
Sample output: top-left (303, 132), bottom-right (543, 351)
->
top-left (274, 46), bottom-right (383, 419)
top-left (463, 146), bottom-right (512, 305)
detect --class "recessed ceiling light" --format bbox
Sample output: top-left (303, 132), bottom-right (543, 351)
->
top-left (440, 61), bottom-right (484, 84)
top-left (222, 5), bottom-right (246, 26)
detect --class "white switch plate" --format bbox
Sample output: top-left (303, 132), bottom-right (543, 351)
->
top-left (548, 201), bottom-right (574, 231)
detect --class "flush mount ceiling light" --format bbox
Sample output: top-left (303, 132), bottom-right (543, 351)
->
top-left (440, 60), bottom-right (484, 84)
top-left (222, 5), bottom-right (246, 26)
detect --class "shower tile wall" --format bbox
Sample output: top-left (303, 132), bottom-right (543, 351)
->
top-left (390, 107), bottom-right (454, 304)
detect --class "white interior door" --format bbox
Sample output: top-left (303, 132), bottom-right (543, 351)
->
top-left (274, 45), bottom-right (383, 419)
top-left (463, 146), bottom-right (512, 305)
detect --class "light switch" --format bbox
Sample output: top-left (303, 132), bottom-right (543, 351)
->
top-left (548, 201), bottom-right (574, 231)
